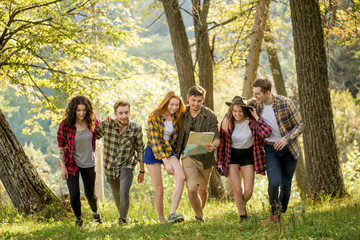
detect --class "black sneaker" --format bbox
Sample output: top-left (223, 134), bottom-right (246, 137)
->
top-left (240, 215), bottom-right (248, 222)
top-left (75, 217), bottom-right (83, 227)
top-left (119, 217), bottom-right (128, 225)
top-left (93, 212), bottom-right (103, 224)
top-left (195, 215), bottom-right (205, 222)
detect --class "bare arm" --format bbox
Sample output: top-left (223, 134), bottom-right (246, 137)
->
top-left (59, 147), bottom-right (68, 180)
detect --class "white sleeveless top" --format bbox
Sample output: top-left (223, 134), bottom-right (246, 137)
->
top-left (231, 119), bottom-right (253, 149)
top-left (164, 120), bottom-right (173, 141)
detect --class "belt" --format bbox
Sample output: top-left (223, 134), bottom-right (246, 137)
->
top-left (264, 140), bottom-right (275, 146)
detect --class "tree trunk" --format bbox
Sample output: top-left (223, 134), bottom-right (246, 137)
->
top-left (161, 0), bottom-right (196, 102)
top-left (192, 0), bottom-right (224, 199)
top-left (192, 0), bottom-right (214, 110)
top-left (0, 109), bottom-right (59, 213)
top-left (264, 27), bottom-right (311, 198)
top-left (242, 0), bottom-right (271, 99)
top-left (95, 145), bottom-right (104, 201)
top-left (264, 24), bottom-right (286, 96)
top-left (289, 0), bottom-right (346, 198)
top-left (208, 167), bottom-right (226, 199)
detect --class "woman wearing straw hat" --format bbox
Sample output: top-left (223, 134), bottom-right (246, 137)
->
top-left (217, 96), bottom-right (271, 222)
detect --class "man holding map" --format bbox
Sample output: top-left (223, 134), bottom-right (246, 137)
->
top-left (176, 86), bottom-right (220, 222)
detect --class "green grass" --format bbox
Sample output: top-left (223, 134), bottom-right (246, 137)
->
top-left (1, 171), bottom-right (360, 239)
top-left (1, 194), bottom-right (359, 239)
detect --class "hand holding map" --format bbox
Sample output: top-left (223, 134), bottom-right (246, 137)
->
top-left (183, 132), bottom-right (215, 157)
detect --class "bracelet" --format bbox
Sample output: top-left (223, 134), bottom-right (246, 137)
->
top-left (139, 171), bottom-right (145, 174)
top-left (211, 143), bottom-right (217, 150)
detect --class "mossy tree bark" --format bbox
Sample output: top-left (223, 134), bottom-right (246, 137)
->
top-left (0, 109), bottom-right (59, 213)
top-left (289, 0), bottom-right (346, 197)
top-left (161, 0), bottom-right (196, 103)
top-left (242, 0), bottom-right (271, 99)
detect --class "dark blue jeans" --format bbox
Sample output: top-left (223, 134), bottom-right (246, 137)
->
top-left (265, 144), bottom-right (297, 213)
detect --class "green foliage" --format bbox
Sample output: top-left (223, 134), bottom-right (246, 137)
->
top-left (331, 89), bottom-right (360, 162)
top-left (23, 142), bottom-right (51, 181)
top-left (342, 141), bottom-right (360, 199)
top-left (0, 0), bottom-right (173, 131)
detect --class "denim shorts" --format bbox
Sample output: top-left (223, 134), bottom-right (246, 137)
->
top-left (143, 145), bottom-right (175, 164)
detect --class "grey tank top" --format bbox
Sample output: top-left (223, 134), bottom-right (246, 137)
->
top-left (73, 127), bottom-right (95, 168)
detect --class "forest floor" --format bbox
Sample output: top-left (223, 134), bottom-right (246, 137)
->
top-left (0, 194), bottom-right (359, 239)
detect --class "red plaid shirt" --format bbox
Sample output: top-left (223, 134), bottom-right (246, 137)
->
top-left (217, 117), bottom-right (271, 176)
top-left (57, 118), bottom-right (100, 175)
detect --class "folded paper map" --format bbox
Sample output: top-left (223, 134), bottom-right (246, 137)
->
top-left (183, 132), bottom-right (215, 157)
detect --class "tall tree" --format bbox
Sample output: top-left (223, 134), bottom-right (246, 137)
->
top-left (242, 0), bottom-right (271, 99)
top-left (264, 25), bottom-right (311, 198)
top-left (289, 0), bottom-right (346, 197)
top-left (160, 0), bottom-right (225, 199)
top-left (192, 0), bottom-right (214, 109)
top-left (0, 109), bottom-right (59, 212)
top-left (264, 24), bottom-right (286, 96)
top-left (0, 0), bottom-right (159, 211)
top-left (160, 0), bottom-right (196, 102)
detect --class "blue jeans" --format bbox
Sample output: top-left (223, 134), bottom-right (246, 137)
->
top-left (265, 144), bottom-right (297, 213)
top-left (107, 168), bottom-right (134, 219)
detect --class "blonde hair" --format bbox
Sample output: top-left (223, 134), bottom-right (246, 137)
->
top-left (150, 91), bottom-right (185, 128)
top-left (226, 104), bottom-right (250, 129)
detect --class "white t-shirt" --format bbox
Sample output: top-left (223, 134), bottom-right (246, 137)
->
top-left (261, 104), bottom-right (282, 142)
top-left (164, 120), bottom-right (173, 141)
top-left (231, 119), bottom-right (253, 149)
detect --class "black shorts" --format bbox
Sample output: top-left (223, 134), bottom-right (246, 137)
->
top-left (229, 147), bottom-right (254, 166)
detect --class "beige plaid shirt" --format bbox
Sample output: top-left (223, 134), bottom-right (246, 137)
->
top-left (248, 94), bottom-right (303, 160)
top-left (96, 119), bottom-right (144, 179)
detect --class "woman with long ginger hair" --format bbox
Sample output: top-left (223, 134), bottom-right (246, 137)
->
top-left (144, 90), bottom-right (186, 224)
top-left (57, 95), bottom-right (102, 227)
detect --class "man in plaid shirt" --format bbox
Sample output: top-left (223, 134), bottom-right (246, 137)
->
top-left (248, 78), bottom-right (304, 223)
top-left (96, 100), bottom-right (145, 224)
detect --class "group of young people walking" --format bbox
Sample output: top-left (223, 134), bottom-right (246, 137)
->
top-left (57, 78), bottom-right (303, 226)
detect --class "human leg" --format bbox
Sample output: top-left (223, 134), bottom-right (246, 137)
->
top-left (265, 145), bottom-right (282, 215)
top-left (80, 167), bottom-right (102, 223)
top-left (228, 164), bottom-right (246, 216)
top-left (168, 156), bottom-right (185, 214)
top-left (107, 177), bottom-right (121, 214)
top-left (146, 163), bottom-right (165, 223)
top-left (80, 167), bottom-right (98, 213)
top-left (182, 157), bottom-right (203, 219)
top-left (67, 170), bottom-right (83, 226)
top-left (119, 168), bottom-right (135, 220)
top-left (240, 164), bottom-right (254, 202)
top-left (279, 148), bottom-right (297, 213)
top-left (197, 163), bottom-right (212, 209)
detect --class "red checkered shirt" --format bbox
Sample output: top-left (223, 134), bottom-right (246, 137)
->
top-left (217, 117), bottom-right (271, 177)
top-left (57, 118), bottom-right (100, 175)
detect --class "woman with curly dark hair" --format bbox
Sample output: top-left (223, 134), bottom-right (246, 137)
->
top-left (57, 95), bottom-right (102, 227)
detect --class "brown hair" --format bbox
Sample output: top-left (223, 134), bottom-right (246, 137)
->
top-left (187, 86), bottom-right (206, 98)
top-left (150, 90), bottom-right (185, 128)
top-left (226, 104), bottom-right (250, 129)
top-left (65, 95), bottom-right (96, 131)
top-left (114, 100), bottom-right (130, 112)
top-left (253, 78), bottom-right (272, 94)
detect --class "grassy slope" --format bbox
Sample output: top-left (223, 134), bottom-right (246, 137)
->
top-left (1, 169), bottom-right (360, 240)
top-left (0, 195), bottom-right (359, 239)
